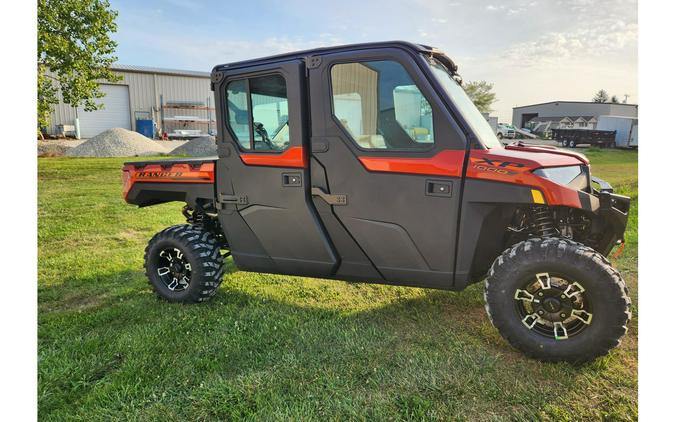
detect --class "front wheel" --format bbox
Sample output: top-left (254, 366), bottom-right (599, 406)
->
top-left (484, 238), bottom-right (631, 363)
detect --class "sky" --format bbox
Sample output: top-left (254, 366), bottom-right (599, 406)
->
top-left (109, 0), bottom-right (637, 123)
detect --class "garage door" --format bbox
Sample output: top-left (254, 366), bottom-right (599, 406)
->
top-left (78, 84), bottom-right (131, 138)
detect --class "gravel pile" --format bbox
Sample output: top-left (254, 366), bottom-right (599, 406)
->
top-left (38, 141), bottom-right (73, 157)
top-left (170, 136), bottom-right (217, 156)
top-left (65, 128), bottom-right (169, 157)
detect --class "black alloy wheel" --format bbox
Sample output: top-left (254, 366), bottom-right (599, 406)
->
top-left (145, 224), bottom-right (226, 303)
top-left (484, 237), bottom-right (631, 362)
top-left (514, 272), bottom-right (592, 341)
top-left (155, 247), bottom-right (192, 292)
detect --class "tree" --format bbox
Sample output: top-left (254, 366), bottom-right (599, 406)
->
top-left (592, 89), bottom-right (609, 103)
top-left (463, 81), bottom-right (497, 114)
top-left (37, 0), bottom-right (120, 133)
top-left (610, 95), bottom-right (620, 103)
top-left (37, 71), bottom-right (58, 133)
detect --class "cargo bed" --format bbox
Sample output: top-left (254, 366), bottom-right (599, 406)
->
top-left (122, 157), bottom-right (217, 207)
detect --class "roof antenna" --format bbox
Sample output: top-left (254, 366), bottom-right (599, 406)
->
top-left (622, 94), bottom-right (630, 104)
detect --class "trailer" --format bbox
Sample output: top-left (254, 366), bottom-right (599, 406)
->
top-left (596, 115), bottom-right (638, 148)
top-left (513, 126), bottom-right (538, 139)
top-left (551, 128), bottom-right (616, 148)
top-left (629, 123), bottom-right (638, 147)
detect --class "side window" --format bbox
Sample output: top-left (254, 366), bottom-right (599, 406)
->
top-left (225, 74), bottom-right (290, 151)
top-left (226, 80), bottom-right (251, 150)
top-left (251, 75), bottom-right (289, 151)
top-left (331, 60), bottom-right (434, 150)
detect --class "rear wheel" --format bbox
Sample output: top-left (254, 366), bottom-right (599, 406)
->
top-left (561, 139), bottom-right (569, 147)
top-left (497, 132), bottom-right (503, 139)
top-left (144, 224), bottom-right (226, 303)
top-left (484, 238), bottom-right (631, 363)
top-left (569, 139), bottom-right (577, 148)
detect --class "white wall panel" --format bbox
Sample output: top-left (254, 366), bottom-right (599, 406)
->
top-left (47, 69), bottom-right (214, 136)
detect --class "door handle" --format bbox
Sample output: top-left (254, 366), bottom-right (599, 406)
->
top-left (426, 180), bottom-right (452, 197)
top-left (282, 172), bottom-right (302, 187)
top-left (311, 187), bottom-right (348, 205)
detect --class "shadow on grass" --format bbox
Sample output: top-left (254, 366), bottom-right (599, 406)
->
top-left (38, 267), bottom-right (619, 420)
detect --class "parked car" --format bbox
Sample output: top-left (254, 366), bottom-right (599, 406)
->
top-left (497, 123), bottom-right (516, 140)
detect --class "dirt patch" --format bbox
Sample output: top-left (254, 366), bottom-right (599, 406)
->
top-left (38, 141), bottom-right (74, 157)
top-left (112, 229), bottom-right (146, 243)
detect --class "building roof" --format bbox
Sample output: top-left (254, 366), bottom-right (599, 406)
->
top-left (528, 115), bottom-right (595, 123)
top-left (111, 64), bottom-right (210, 78)
top-left (513, 100), bottom-right (638, 109)
top-left (529, 116), bottom-right (566, 123)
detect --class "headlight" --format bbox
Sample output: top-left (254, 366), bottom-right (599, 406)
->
top-left (533, 165), bottom-right (590, 191)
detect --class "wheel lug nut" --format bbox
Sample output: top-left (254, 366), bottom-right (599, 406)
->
top-left (538, 310), bottom-right (544, 315)
top-left (561, 313), bottom-right (566, 318)
top-left (561, 294), bottom-right (567, 299)
top-left (538, 292), bottom-right (544, 297)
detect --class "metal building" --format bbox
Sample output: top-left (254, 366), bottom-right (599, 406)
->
top-left (512, 101), bottom-right (638, 130)
top-left (47, 64), bottom-right (214, 139)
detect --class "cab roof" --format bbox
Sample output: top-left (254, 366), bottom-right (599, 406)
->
top-left (211, 41), bottom-right (451, 74)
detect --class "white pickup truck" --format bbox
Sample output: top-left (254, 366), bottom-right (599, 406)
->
top-left (496, 123), bottom-right (516, 140)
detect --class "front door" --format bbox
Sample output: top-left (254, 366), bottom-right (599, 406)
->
top-left (213, 60), bottom-right (337, 277)
top-left (307, 48), bottom-right (468, 288)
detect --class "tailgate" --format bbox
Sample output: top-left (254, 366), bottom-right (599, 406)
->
top-left (122, 157), bottom-right (216, 207)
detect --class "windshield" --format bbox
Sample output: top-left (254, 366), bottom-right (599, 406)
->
top-left (429, 62), bottom-right (503, 149)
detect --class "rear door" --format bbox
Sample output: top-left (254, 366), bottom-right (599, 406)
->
top-left (213, 60), bottom-right (337, 277)
top-left (307, 48), bottom-right (468, 288)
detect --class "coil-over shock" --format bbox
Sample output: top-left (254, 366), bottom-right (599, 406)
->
top-left (182, 205), bottom-right (229, 248)
top-left (507, 205), bottom-right (560, 243)
top-left (530, 206), bottom-right (558, 237)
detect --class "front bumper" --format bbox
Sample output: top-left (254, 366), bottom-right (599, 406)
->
top-left (578, 176), bottom-right (630, 255)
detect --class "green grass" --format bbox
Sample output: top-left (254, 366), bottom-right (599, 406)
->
top-left (38, 149), bottom-right (638, 421)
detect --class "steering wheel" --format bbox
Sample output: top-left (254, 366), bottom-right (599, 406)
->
top-left (253, 122), bottom-right (276, 150)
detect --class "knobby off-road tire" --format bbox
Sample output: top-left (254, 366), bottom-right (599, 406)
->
top-left (144, 224), bottom-right (226, 303)
top-left (484, 237), bottom-right (631, 363)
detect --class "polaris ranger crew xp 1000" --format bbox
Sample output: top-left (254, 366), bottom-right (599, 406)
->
top-left (123, 42), bottom-right (631, 362)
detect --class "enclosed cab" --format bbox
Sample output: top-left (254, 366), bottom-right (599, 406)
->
top-left (123, 42), bottom-right (631, 363)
